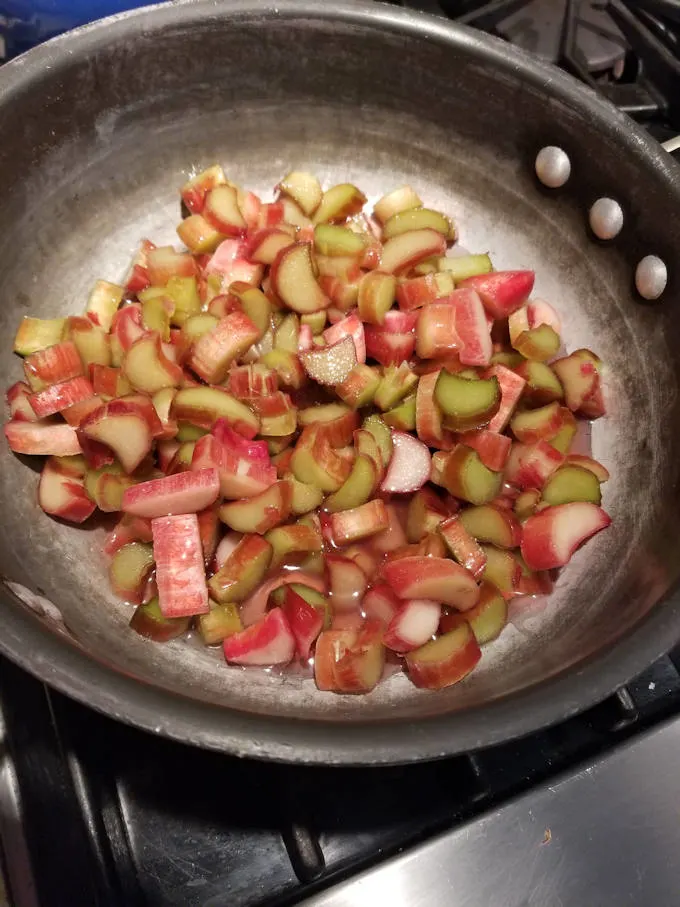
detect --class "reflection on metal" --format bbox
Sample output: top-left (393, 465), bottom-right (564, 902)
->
top-left (534, 145), bottom-right (571, 187)
top-left (589, 197), bottom-right (624, 239)
top-left (635, 254), bottom-right (668, 299)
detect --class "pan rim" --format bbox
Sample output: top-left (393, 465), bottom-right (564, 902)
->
top-left (1, 0), bottom-right (680, 765)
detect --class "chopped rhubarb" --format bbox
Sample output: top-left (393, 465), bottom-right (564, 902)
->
top-left (521, 503), bottom-right (611, 571)
top-left (38, 458), bottom-right (96, 523)
top-left (282, 587), bottom-right (325, 659)
top-left (223, 607), bottom-right (295, 666)
top-left (1, 167), bottom-right (613, 698)
top-left (383, 555), bottom-right (480, 611)
top-left (384, 599), bottom-right (441, 653)
top-left (405, 623), bottom-right (481, 690)
top-left (5, 422), bottom-right (82, 457)
top-left (122, 468), bottom-right (220, 518)
top-left (328, 499), bottom-right (389, 545)
top-left (24, 341), bottom-right (83, 391)
top-left (28, 376), bottom-right (95, 419)
top-left (152, 513), bottom-right (209, 617)
top-left (459, 270), bottom-right (534, 318)
top-left (380, 430), bottom-right (431, 494)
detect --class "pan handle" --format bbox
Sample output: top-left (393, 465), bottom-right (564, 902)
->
top-left (662, 136), bottom-right (680, 154)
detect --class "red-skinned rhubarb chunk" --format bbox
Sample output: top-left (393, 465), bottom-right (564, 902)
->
top-left (146, 246), bottom-right (197, 286)
top-left (223, 607), bottom-right (295, 666)
top-left (362, 584), bottom-right (402, 626)
top-left (152, 513), bottom-right (209, 617)
top-left (415, 370), bottom-right (453, 449)
top-left (7, 381), bottom-right (40, 422)
top-left (328, 499), bottom-right (389, 545)
top-left (365, 327), bottom-right (415, 366)
top-left (192, 435), bottom-right (276, 500)
top-left (188, 311), bottom-right (261, 384)
top-left (282, 587), bottom-right (325, 659)
top-left (439, 581), bottom-right (507, 645)
top-left (459, 430), bottom-right (511, 471)
top-left (326, 554), bottom-right (368, 611)
top-left (24, 341), bottom-right (83, 391)
top-left (28, 376), bottom-right (94, 419)
top-left (219, 480), bottom-right (291, 533)
top-left (514, 360), bottom-right (564, 406)
top-left (510, 401), bottom-right (567, 444)
top-left (122, 468), bottom-right (219, 518)
top-left (314, 620), bottom-right (385, 694)
top-left (505, 440), bottom-right (564, 490)
top-left (323, 312), bottom-right (366, 363)
top-left (313, 183), bottom-right (367, 225)
top-left (325, 454), bottom-right (378, 513)
top-left (78, 399), bottom-right (153, 473)
top-left (181, 165), bottom-right (227, 214)
top-left (5, 421), bottom-right (82, 457)
top-left (380, 229), bottom-right (446, 274)
top-left (552, 349), bottom-right (606, 418)
top-left (384, 599), bottom-right (441, 653)
top-left (521, 502), bottom-right (611, 570)
top-left (565, 454), bottom-right (610, 482)
top-left (291, 425), bottom-right (352, 493)
top-left (208, 534), bottom-right (272, 603)
top-left (451, 289), bottom-right (492, 367)
top-left (405, 623), bottom-right (481, 690)
top-left (485, 365), bottom-right (526, 432)
top-left (415, 302), bottom-right (459, 360)
top-left (266, 523), bottom-right (323, 569)
top-left (438, 516), bottom-right (487, 577)
top-left (374, 185), bottom-right (422, 224)
top-left (459, 270), bottom-right (534, 318)
top-left (383, 555), bottom-right (480, 611)
top-left (239, 570), bottom-right (325, 628)
top-left (172, 386), bottom-right (259, 437)
top-left (38, 457), bottom-right (95, 523)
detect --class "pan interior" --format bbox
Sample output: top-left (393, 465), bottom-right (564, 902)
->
top-left (0, 4), bottom-right (679, 728)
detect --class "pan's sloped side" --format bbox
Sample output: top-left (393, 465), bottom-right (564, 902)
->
top-left (0, 1), bottom-right (679, 763)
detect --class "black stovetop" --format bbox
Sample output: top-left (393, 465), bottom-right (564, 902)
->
top-left (4, 647), bottom-right (680, 907)
top-left (1, 2), bottom-right (680, 906)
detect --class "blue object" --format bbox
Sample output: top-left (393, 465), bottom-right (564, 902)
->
top-left (1, 0), bottom-right (161, 56)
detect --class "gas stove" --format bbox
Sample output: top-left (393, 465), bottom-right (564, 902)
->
top-left (1, 3), bottom-right (680, 906)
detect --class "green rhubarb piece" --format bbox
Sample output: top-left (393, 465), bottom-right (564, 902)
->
top-left (435, 371), bottom-right (500, 431)
top-left (362, 414), bottom-right (393, 466)
top-left (437, 253), bottom-right (492, 282)
top-left (384, 394), bottom-right (417, 431)
top-left (373, 364), bottom-right (418, 411)
top-left (542, 465), bottom-right (602, 506)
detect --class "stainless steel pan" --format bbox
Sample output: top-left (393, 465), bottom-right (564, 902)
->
top-left (1, 0), bottom-right (679, 765)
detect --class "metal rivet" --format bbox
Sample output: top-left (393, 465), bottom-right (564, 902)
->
top-left (635, 255), bottom-right (667, 300)
top-left (535, 146), bottom-right (571, 188)
top-left (589, 198), bottom-right (623, 240)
